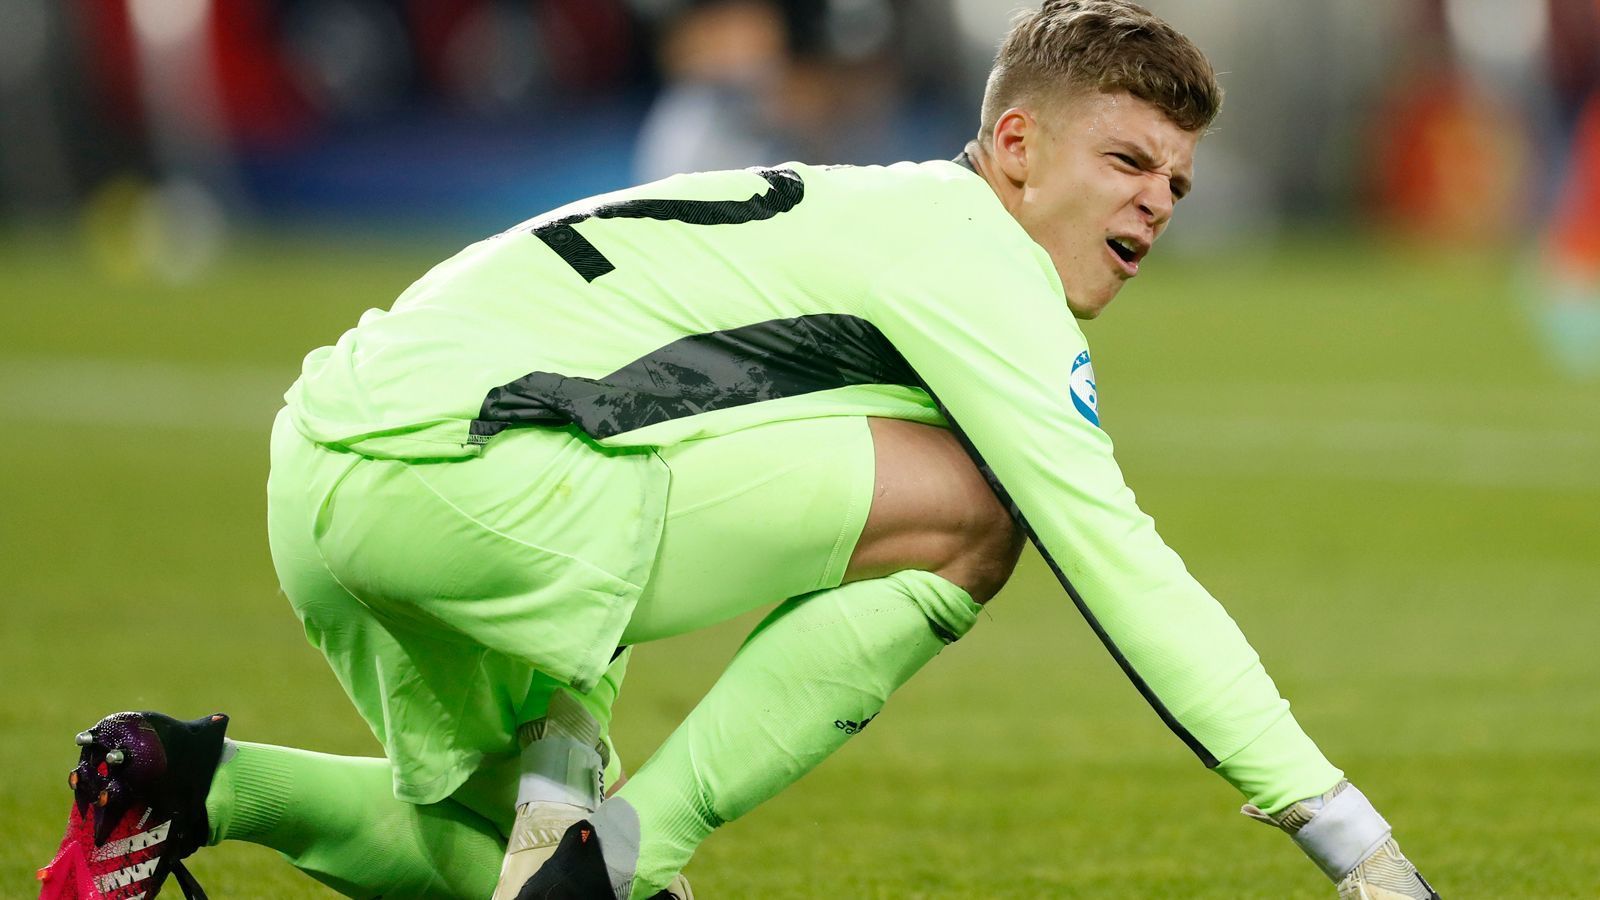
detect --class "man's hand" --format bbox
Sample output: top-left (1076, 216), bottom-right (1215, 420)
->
top-left (1242, 780), bottom-right (1440, 899)
top-left (1330, 838), bottom-right (1440, 900)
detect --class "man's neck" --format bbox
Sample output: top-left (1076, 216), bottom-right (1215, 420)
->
top-left (961, 140), bottom-right (1018, 217)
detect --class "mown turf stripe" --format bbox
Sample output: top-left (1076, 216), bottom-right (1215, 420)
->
top-left (2, 356), bottom-right (1597, 491)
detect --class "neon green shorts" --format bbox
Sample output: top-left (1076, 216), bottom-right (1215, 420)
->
top-left (266, 409), bottom-right (874, 806)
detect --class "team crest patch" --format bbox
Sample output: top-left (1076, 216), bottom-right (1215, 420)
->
top-left (1069, 350), bottom-right (1099, 426)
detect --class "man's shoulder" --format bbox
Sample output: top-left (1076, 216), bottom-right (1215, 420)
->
top-left (794, 158), bottom-right (985, 202)
top-left (793, 159), bottom-right (1032, 258)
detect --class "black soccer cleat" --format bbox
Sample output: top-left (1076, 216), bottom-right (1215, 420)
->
top-left (37, 711), bottom-right (229, 900)
top-left (514, 819), bottom-right (615, 899)
top-left (514, 819), bottom-right (689, 900)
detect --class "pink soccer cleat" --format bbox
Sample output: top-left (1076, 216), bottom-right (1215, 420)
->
top-left (37, 712), bottom-right (229, 900)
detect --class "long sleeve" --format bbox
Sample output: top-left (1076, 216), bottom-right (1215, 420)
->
top-left (867, 227), bottom-right (1341, 811)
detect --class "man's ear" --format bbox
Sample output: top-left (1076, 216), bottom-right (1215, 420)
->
top-left (991, 107), bottom-right (1032, 184)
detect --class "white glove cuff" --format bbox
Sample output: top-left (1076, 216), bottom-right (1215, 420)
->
top-left (1293, 784), bottom-right (1392, 880)
top-left (515, 735), bottom-right (604, 810)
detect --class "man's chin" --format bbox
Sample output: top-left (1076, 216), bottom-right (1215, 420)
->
top-left (1066, 287), bottom-right (1118, 319)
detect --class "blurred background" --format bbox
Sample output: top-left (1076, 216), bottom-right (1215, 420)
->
top-left (4, 1), bottom-right (1600, 897)
top-left (5, 0), bottom-right (1600, 371)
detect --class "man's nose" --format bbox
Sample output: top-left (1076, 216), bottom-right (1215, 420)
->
top-left (1138, 183), bottom-right (1174, 226)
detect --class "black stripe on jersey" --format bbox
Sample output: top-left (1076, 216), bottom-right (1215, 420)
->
top-left (922, 391), bottom-right (1221, 769)
top-left (469, 314), bottom-right (917, 442)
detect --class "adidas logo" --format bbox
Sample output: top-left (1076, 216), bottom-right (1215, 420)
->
top-left (833, 712), bottom-right (878, 735)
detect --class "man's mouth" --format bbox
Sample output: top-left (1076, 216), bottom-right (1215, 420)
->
top-left (1105, 236), bottom-right (1146, 276)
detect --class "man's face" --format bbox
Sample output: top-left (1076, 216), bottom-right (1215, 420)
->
top-left (995, 91), bottom-right (1200, 318)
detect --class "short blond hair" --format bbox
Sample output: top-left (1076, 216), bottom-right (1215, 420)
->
top-left (980, 0), bottom-right (1222, 138)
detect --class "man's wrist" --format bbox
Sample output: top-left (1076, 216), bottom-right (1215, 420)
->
top-left (1283, 782), bottom-right (1392, 880)
top-left (1241, 779), bottom-right (1440, 898)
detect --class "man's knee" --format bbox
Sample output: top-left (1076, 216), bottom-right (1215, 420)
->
top-left (943, 499), bottom-right (1025, 603)
top-left (847, 418), bottom-right (1023, 604)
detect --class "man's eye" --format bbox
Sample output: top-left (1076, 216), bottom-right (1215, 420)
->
top-left (1111, 153), bottom-right (1138, 167)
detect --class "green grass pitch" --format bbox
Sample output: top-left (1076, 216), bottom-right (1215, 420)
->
top-left (2, 231), bottom-right (1597, 897)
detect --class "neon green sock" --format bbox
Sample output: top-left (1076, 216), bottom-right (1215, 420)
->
top-left (205, 742), bottom-right (504, 899)
top-left (596, 570), bottom-right (981, 898)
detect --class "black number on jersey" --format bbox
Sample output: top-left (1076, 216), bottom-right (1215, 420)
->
top-left (530, 167), bottom-right (805, 282)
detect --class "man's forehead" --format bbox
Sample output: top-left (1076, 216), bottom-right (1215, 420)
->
top-left (1086, 93), bottom-right (1196, 149)
top-left (1073, 92), bottom-right (1198, 177)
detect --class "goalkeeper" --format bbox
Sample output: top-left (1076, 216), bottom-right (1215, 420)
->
top-left (44, 2), bottom-right (1439, 899)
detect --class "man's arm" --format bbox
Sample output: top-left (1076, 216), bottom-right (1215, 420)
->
top-left (870, 245), bottom-right (1337, 810)
top-left (864, 229), bottom-right (1436, 896)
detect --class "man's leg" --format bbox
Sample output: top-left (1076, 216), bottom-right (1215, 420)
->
top-left (590, 571), bottom-right (982, 899)
top-left (524, 418), bottom-right (1023, 898)
top-left (195, 411), bottom-right (913, 898)
top-left (178, 411), bottom-right (647, 899)
top-left (493, 413), bottom-right (898, 898)
top-left (204, 743), bottom-right (505, 899)
top-left (198, 654), bottom-right (631, 900)
top-left (209, 413), bottom-right (1009, 899)
top-left (195, 658), bottom-right (629, 900)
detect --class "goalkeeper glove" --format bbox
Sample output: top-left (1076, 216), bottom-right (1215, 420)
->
top-left (1242, 780), bottom-right (1440, 899)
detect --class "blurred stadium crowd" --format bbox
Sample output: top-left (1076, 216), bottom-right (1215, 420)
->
top-left (2, 0), bottom-right (1599, 374)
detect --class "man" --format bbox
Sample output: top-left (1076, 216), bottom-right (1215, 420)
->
top-left (40, 3), bottom-right (1440, 899)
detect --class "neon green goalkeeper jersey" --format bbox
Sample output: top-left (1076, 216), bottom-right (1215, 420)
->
top-left (287, 159), bottom-right (1338, 806)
